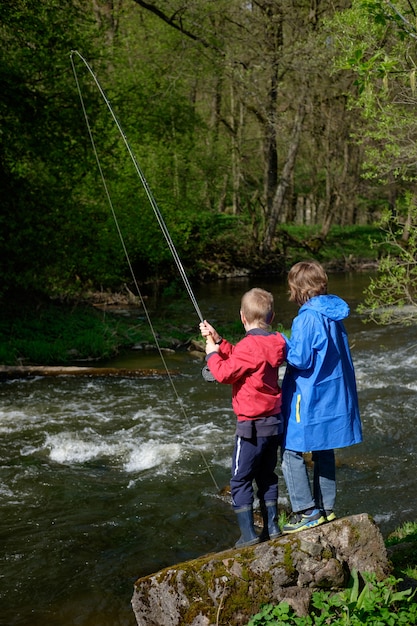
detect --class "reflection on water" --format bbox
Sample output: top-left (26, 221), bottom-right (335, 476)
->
top-left (0, 272), bottom-right (416, 626)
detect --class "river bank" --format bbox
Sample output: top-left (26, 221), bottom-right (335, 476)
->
top-left (0, 250), bottom-right (379, 367)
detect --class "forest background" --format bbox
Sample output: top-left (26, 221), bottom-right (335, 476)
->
top-left (2, 0), bottom-right (417, 365)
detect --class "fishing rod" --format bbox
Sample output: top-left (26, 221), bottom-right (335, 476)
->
top-left (70, 50), bottom-right (220, 492)
top-left (70, 50), bottom-right (204, 324)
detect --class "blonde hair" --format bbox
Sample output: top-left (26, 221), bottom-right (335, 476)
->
top-left (288, 261), bottom-right (328, 306)
top-left (240, 288), bottom-right (274, 329)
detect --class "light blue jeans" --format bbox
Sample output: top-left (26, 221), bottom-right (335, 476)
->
top-left (282, 449), bottom-right (336, 513)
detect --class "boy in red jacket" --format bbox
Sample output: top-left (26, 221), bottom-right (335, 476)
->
top-left (200, 288), bottom-right (286, 547)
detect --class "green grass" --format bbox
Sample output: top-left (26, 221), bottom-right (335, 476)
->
top-left (278, 224), bottom-right (385, 266)
top-left (0, 298), bottom-right (176, 365)
top-left (386, 522), bottom-right (417, 582)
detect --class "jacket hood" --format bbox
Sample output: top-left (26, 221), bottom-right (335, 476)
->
top-left (300, 294), bottom-right (349, 321)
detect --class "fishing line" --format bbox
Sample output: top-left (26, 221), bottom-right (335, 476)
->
top-left (70, 50), bottom-right (204, 324)
top-left (70, 50), bottom-right (219, 492)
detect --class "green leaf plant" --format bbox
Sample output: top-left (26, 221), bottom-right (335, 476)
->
top-left (247, 570), bottom-right (417, 625)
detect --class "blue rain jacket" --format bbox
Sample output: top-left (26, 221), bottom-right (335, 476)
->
top-left (282, 294), bottom-right (362, 452)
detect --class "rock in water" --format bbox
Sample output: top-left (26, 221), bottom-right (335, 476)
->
top-left (131, 513), bottom-right (390, 625)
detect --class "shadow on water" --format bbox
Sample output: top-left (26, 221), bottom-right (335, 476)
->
top-left (0, 272), bottom-right (416, 625)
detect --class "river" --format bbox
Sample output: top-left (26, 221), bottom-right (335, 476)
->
top-left (0, 272), bottom-right (416, 626)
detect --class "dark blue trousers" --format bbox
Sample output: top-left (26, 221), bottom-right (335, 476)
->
top-left (230, 434), bottom-right (280, 509)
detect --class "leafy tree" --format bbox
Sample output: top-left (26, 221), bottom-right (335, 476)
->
top-left (329, 0), bottom-right (417, 322)
top-left (71, 2), bottom-right (243, 283)
top-left (128, 0), bottom-right (363, 255)
top-left (0, 0), bottom-right (118, 296)
top-left (0, 0), bottom-right (399, 303)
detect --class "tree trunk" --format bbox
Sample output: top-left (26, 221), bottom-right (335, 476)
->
top-left (260, 91), bottom-right (307, 253)
top-left (230, 76), bottom-right (243, 215)
top-left (92, 0), bottom-right (121, 45)
top-left (262, 2), bottom-right (283, 215)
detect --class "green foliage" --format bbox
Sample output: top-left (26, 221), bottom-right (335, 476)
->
top-left (387, 521), bottom-right (417, 545)
top-left (247, 571), bottom-right (417, 626)
top-left (0, 299), bottom-right (148, 365)
top-left (329, 0), bottom-right (417, 183)
top-left (328, 1), bottom-right (417, 323)
top-left (248, 523), bottom-right (417, 626)
top-left (0, 221), bottom-right (380, 365)
top-left (0, 0), bottom-right (406, 302)
top-left (0, 0), bottom-right (374, 302)
top-left (278, 224), bottom-right (383, 266)
top-left (386, 521), bottom-right (417, 579)
top-left (357, 198), bottom-right (417, 324)
top-left (0, 0), bottom-right (110, 296)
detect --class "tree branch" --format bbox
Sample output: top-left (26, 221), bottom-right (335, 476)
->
top-left (130, 0), bottom-right (225, 54)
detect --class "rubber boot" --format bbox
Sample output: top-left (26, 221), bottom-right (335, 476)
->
top-left (234, 506), bottom-right (260, 548)
top-left (259, 500), bottom-right (281, 541)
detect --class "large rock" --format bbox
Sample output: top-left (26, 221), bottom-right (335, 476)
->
top-left (131, 513), bottom-right (390, 626)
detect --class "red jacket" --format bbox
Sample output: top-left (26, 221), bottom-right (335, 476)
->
top-left (206, 329), bottom-right (286, 421)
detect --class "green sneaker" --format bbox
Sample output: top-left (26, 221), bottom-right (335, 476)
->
top-left (325, 510), bottom-right (337, 522)
top-left (282, 509), bottom-right (326, 534)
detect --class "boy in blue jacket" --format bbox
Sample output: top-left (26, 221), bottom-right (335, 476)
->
top-left (281, 261), bottom-right (362, 533)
